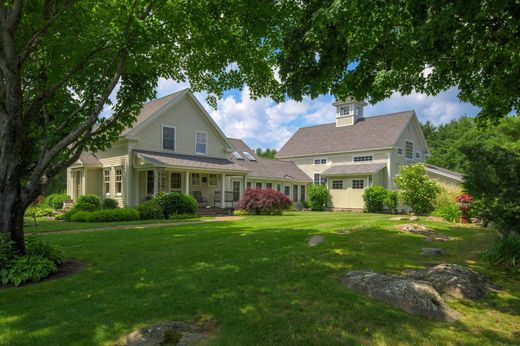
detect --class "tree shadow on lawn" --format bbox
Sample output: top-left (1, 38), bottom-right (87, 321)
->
top-left (1, 222), bottom-right (518, 345)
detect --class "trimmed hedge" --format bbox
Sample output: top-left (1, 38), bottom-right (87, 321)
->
top-left (43, 193), bottom-right (70, 210)
top-left (154, 192), bottom-right (197, 218)
top-left (70, 208), bottom-right (139, 222)
top-left (136, 200), bottom-right (164, 220)
top-left (238, 188), bottom-right (292, 215)
top-left (101, 198), bottom-right (119, 209)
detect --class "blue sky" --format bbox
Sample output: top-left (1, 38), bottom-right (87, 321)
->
top-left (152, 78), bottom-right (480, 150)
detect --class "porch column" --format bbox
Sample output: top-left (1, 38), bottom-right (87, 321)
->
top-left (184, 171), bottom-right (190, 194)
top-left (135, 171), bottom-right (140, 205)
top-left (153, 168), bottom-right (159, 196)
top-left (221, 173), bottom-right (226, 208)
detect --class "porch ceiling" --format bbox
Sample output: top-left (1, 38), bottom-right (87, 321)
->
top-left (134, 150), bottom-right (250, 174)
top-left (321, 163), bottom-right (386, 176)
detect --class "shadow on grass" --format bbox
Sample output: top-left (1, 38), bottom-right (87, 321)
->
top-left (1, 220), bottom-right (518, 345)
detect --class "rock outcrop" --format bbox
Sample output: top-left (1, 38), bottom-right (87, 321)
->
top-left (402, 264), bottom-right (499, 300)
top-left (119, 321), bottom-right (204, 346)
top-left (342, 271), bottom-right (460, 321)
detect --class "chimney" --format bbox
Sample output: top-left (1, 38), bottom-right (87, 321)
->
top-left (333, 97), bottom-right (367, 127)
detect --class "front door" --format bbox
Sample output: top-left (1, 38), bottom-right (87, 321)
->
top-left (75, 170), bottom-right (82, 200)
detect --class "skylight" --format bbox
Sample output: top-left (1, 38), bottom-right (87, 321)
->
top-left (243, 151), bottom-right (256, 161)
top-left (232, 151), bottom-right (244, 160)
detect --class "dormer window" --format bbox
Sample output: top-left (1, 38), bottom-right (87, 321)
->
top-left (339, 105), bottom-right (351, 116)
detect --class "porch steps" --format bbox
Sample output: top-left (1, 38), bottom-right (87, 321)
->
top-left (197, 208), bottom-right (234, 216)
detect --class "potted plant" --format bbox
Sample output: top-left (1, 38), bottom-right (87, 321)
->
top-left (455, 193), bottom-right (473, 223)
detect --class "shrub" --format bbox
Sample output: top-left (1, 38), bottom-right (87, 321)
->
top-left (432, 198), bottom-right (460, 222)
top-left (70, 208), bottom-right (139, 222)
top-left (44, 193), bottom-right (70, 210)
top-left (76, 194), bottom-right (101, 208)
top-left (481, 233), bottom-right (520, 273)
top-left (154, 192), bottom-right (198, 218)
top-left (308, 184), bottom-right (329, 211)
top-left (384, 191), bottom-right (398, 213)
top-left (136, 200), bottom-right (164, 220)
top-left (0, 233), bottom-right (15, 269)
top-left (25, 237), bottom-right (65, 265)
top-left (238, 189), bottom-right (292, 215)
top-left (233, 209), bottom-right (249, 216)
top-left (25, 205), bottom-right (55, 217)
top-left (101, 198), bottom-right (119, 209)
top-left (394, 164), bottom-right (440, 215)
top-left (363, 186), bottom-right (387, 213)
top-left (0, 256), bottom-right (58, 286)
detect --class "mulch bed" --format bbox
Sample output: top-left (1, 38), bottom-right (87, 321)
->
top-left (0, 259), bottom-right (86, 290)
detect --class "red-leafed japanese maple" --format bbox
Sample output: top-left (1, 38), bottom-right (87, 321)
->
top-left (238, 189), bottom-right (292, 215)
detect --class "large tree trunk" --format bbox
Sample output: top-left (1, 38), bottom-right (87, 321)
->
top-left (0, 181), bottom-right (26, 256)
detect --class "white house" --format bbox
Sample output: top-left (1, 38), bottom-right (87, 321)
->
top-left (67, 90), bottom-right (462, 210)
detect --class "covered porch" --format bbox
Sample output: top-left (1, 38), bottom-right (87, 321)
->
top-left (133, 150), bottom-right (249, 208)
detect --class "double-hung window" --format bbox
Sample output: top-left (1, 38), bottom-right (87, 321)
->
top-left (266, 182), bottom-right (273, 189)
top-left (255, 182), bottom-right (262, 190)
top-left (209, 174), bottom-right (217, 186)
top-left (171, 173), bottom-right (181, 190)
top-left (103, 170), bottom-right (110, 195)
top-left (191, 173), bottom-right (200, 185)
top-left (162, 126), bottom-right (175, 151)
top-left (415, 152), bottom-right (421, 159)
top-left (405, 141), bottom-right (414, 160)
top-left (115, 169), bottom-right (122, 195)
top-left (300, 185), bottom-right (306, 201)
top-left (195, 131), bottom-right (207, 155)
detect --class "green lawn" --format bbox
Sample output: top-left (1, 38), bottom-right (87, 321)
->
top-left (24, 216), bottom-right (211, 233)
top-left (2, 212), bottom-right (519, 345)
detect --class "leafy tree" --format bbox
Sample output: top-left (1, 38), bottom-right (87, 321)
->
top-left (278, 0), bottom-right (519, 122)
top-left (394, 164), bottom-right (440, 215)
top-left (255, 148), bottom-right (277, 159)
top-left (0, 0), bottom-right (293, 255)
top-left (421, 117), bottom-right (476, 173)
top-left (460, 116), bottom-right (520, 235)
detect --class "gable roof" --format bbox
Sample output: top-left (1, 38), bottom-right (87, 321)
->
top-left (424, 164), bottom-right (464, 182)
top-left (228, 138), bottom-right (311, 182)
top-left (276, 111), bottom-right (415, 158)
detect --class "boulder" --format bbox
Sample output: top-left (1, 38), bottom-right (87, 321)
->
top-left (308, 235), bottom-right (324, 247)
top-left (399, 224), bottom-right (452, 241)
top-left (426, 216), bottom-right (446, 223)
top-left (410, 216), bottom-right (419, 221)
top-left (402, 264), bottom-right (499, 300)
top-left (389, 217), bottom-right (408, 221)
top-left (342, 271), bottom-right (460, 321)
top-left (421, 248), bottom-right (446, 256)
top-left (120, 321), bottom-right (204, 346)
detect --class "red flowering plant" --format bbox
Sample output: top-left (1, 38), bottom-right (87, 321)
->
top-left (238, 188), bottom-right (292, 215)
top-left (455, 193), bottom-right (473, 223)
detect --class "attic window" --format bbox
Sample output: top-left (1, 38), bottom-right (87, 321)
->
top-left (232, 151), bottom-right (244, 160)
top-left (415, 152), bottom-right (421, 159)
top-left (243, 152), bottom-right (256, 161)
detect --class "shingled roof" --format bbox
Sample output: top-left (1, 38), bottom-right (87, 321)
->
top-left (229, 138), bottom-right (311, 182)
top-left (276, 111), bottom-right (415, 158)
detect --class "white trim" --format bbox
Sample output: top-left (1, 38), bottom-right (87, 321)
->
top-left (276, 146), bottom-right (393, 159)
top-left (161, 125), bottom-right (176, 151)
top-left (195, 130), bottom-right (208, 155)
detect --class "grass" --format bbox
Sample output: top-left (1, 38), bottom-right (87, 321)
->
top-left (24, 216), bottom-right (211, 233)
top-left (2, 212), bottom-right (519, 345)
